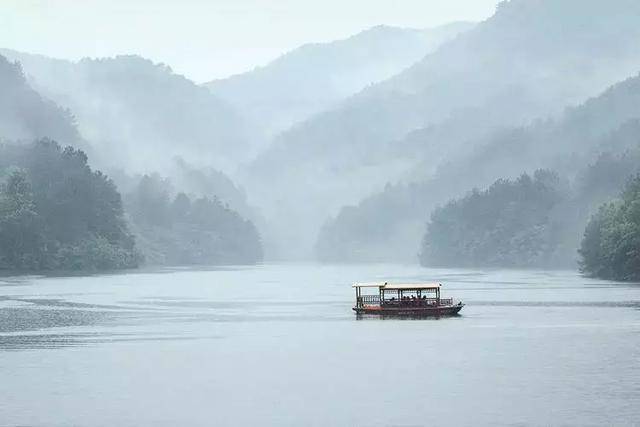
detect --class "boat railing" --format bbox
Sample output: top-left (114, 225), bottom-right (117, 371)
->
top-left (382, 297), bottom-right (454, 306)
top-left (360, 295), bottom-right (380, 305)
top-left (357, 296), bottom-right (456, 308)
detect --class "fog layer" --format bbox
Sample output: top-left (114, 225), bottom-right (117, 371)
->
top-left (3, 0), bottom-right (640, 275)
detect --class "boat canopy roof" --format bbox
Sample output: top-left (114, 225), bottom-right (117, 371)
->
top-left (353, 282), bottom-right (441, 290)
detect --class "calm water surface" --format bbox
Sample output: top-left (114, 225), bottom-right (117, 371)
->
top-left (1, 264), bottom-right (639, 426)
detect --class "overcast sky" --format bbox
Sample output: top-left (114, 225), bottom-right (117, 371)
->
top-left (0, 0), bottom-right (499, 82)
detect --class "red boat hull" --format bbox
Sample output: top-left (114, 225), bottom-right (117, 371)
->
top-left (353, 304), bottom-right (464, 317)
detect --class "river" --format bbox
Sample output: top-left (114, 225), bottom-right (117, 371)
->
top-left (1, 264), bottom-right (639, 426)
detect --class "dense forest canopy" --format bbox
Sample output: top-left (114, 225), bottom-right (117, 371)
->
top-left (419, 170), bottom-right (566, 268)
top-left (579, 176), bottom-right (640, 281)
top-left (125, 174), bottom-right (263, 266)
top-left (0, 140), bottom-right (140, 270)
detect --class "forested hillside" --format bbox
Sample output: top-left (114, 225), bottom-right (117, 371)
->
top-left (124, 174), bottom-right (263, 265)
top-left (579, 175), bottom-right (640, 281)
top-left (0, 52), bottom-right (263, 270)
top-left (317, 72), bottom-right (640, 264)
top-left (247, 0), bottom-right (640, 259)
top-left (0, 140), bottom-right (140, 271)
top-left (419, 171), bottom-right (566, 268)
top-left (4, 1), bottom-right (640, 270)
top-left (420, 154), bottom-right (640, 270)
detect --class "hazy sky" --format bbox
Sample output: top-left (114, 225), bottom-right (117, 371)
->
top-left (0, 0), bottom-right (499, 82)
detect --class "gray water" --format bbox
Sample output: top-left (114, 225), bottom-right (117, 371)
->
top-left (1, 264), bottom-right (639, 426)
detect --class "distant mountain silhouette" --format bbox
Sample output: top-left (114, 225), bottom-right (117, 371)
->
top-left (205, 22), bottom-right (473, 140)
top-left (317, 71), bottom-right (640, 263)
top-left (0, 52), bottom-right (264, 268)
top-left (245, 0), bottom-right (640, 259)
top-left (0, 50), bottom-right (251, 173)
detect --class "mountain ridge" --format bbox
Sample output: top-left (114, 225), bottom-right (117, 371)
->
top-left (205, 22), bottom-right (475, 140)
top-left (316, 70), bottom-right (640, 263)
top-left (245, 0), bottom-right (640, 259)
top-left (0, 49), bottom-right (251, 174)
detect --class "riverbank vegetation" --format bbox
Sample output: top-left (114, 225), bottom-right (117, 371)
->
top-left (579, 176), bottom-right (640, 281)
top-left (4, 1), bottom-right (640, 277)
top-left (417, 144), bottom-right (640, 273)
top-left (419, 170), bottom-right (566, 268)
top-left (125, 174), bottom-right (263, 266)
top-left (0, 140), bottom-right (140, 271)
top-left (1, 52), bottom-right (264, 272)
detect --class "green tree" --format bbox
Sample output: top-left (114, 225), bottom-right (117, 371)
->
top-left (579, 175), bottom-right (640, 280)
top-left (125, 175), bottom-right (263, 266)
top-left (420, 170), bottom-right (565, 268)
top-left (0, 139), bottom-right (140, 271)
top-left (0, 170), bottom-right (46, 269)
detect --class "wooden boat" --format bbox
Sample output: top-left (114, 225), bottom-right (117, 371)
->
top-left (352, 282), bottom-right (464, 317)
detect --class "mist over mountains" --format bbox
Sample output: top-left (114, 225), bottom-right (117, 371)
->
top-left (245, 0), bottom-right (640, 259)
top-left (3, 0), bottom-right (640, 272)
top-left (0, 50), bottom-right (250, 173)
top-left (0, 53), bottom-right (262, 268)
top-left (317, 58), bottom-right (640, 264)
top-left (206, 22), bottom-right (473, 141)
top-left (0, 56), bottom-right (82, 147)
